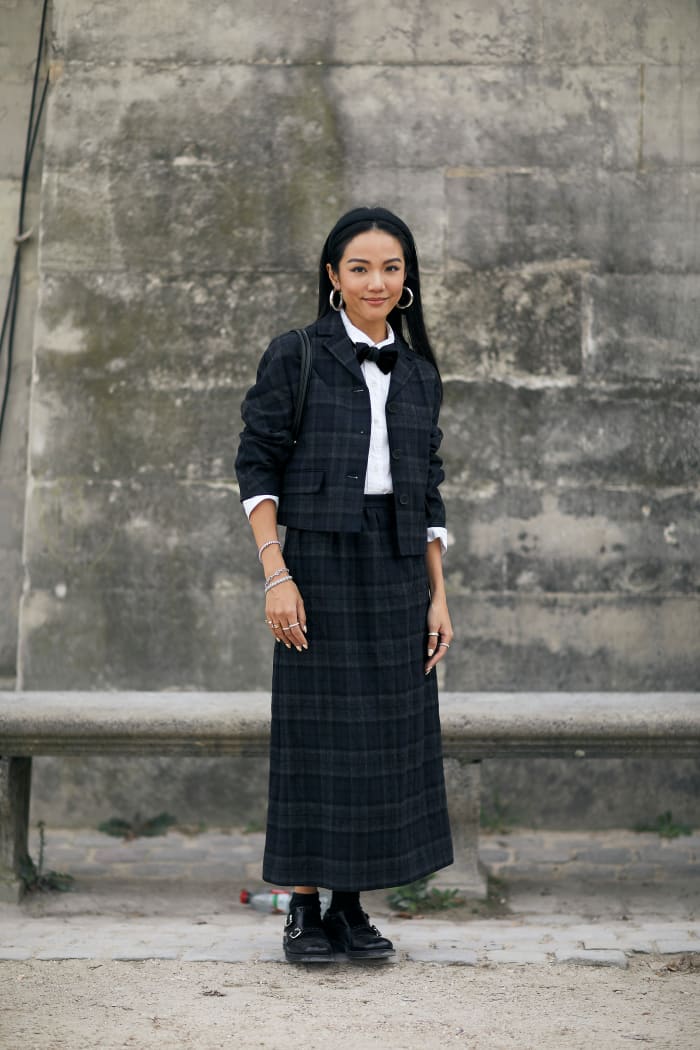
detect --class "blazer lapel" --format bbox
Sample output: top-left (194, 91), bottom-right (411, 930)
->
top-left (315, 313), bottom-right (418, 392)
top-left (387, 342), bottom-right (418, 401)
top-left (318, 312), bottom-right (365, 382)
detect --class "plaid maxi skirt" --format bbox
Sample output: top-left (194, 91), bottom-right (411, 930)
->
top-left (262, 495), bottom-right (454, 891)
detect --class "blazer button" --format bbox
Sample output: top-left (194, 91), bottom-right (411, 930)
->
top-left (391, 449), bottom-right (401, 460)
top-left (399, 494), bottom-right (409, 505)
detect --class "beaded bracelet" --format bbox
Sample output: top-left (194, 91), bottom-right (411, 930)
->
top-left (265, 566), bottom-right (289, 586)
top-left (264, 574), bottom-right (293, 594)
top-left (258, 539), bottom-right (281, 563)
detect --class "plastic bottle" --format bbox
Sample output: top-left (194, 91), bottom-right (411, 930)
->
top-left (240, 889), bottom-right (292, 913)
top-left (239, 889), bottom-right (331, 914)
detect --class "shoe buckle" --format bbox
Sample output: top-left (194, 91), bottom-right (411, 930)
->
top-left (289, 926), bottom-right (302, 939)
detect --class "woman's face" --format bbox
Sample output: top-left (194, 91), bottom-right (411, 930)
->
top-left (327, 229), bottom-right (406, 339)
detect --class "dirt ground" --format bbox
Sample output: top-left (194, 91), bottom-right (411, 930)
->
top-left (2, 955), bottom-right (699, 1050)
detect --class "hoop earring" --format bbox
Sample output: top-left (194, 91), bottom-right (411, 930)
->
top-left (329, 288), bottom-right (344, 312)
top-left (397, 286), bottom-right (414, 310)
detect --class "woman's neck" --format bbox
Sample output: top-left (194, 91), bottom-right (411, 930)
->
top-left (343, 310), bottom-right (388, 345)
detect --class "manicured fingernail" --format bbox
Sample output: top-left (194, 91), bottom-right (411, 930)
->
top-left (296, 646), bottom-right (302, 652)
top-left (427, 648), bottom-right (435, 657)
top-left (302, 644), bottom-right (308, 650)
top-left (302, 624), bottom-right (307, 634)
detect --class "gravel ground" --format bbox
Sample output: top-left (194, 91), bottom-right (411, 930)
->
top-left (2, 955), bottom-right (699, 1049)
top-left (1, 827), bottom-right (698, 1048)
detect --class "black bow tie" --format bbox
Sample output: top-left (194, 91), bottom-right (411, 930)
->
top-left (355, 343), bottom-right (398, 374)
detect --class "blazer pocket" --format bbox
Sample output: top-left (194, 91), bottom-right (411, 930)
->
top-left (282, 469), bottom-right (325, 495)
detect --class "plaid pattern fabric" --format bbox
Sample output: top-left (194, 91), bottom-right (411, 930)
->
top-left (262, 496), bottom-right (454, 891)
top-left (235, 311), bottom-right (446, 556)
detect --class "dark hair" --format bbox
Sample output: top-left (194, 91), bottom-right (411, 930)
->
top-left (317, 206), bottom-right (441, 385)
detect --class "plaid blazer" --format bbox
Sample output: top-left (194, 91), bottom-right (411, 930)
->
top-left (235, 311), bottom-right (446, 556)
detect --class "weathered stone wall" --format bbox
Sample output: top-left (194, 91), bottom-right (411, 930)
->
top-left (0, 0), bottom-right (47, 686)
top-left (7, 1), bottom-right (700, 825)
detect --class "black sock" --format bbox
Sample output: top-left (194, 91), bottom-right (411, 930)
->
top-left (329, 890), bottom-right (363, 923)
top-left (289, 890), bottom-right (321, 922)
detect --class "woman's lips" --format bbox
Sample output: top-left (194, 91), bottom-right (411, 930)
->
top-left (364, 298), bottom-right (388, 305)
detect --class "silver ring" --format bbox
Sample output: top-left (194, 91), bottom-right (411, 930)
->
top-left (288, 622), bottom-right (300, 628)
top-left (438, 642), bottom-right (450, 649)
top-left (270, 623), bottom-right (280, 629)
top-left (427, 632), bottom-right (439, 637)
top-left (281, 625), bottom-right (291, 631)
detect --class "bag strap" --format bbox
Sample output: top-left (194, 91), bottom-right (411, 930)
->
top-left (292, 328), bottom-right (312, 442)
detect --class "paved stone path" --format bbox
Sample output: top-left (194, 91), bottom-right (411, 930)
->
top-left (1, 827), bottom-right (698, 968)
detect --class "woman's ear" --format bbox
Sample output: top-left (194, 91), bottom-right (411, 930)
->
top-left (326, 262), bottom-right (339, 288)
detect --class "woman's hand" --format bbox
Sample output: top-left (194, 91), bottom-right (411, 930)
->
top-left (248, 501), bottom-right (308, 653)
top-left (424, 595), bottom-right (453, 675)
top-left (265, 579), bottom-right (308, 652)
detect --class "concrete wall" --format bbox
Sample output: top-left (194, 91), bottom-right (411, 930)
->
top-left (0, 0), bottom-right (47, 686)
top-left (5, 0), bottom-right (700, 826)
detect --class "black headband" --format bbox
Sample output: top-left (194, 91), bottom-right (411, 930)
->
top-left (327, 206), bottom-right (413, 246)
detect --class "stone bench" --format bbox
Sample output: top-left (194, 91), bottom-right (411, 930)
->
top-left (1, 691), bottom-right (698, 902)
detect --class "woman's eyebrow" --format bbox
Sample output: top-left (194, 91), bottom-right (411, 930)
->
top-left (346, 257), bottom-right (403, 264)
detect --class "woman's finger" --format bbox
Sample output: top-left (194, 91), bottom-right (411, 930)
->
top-left (424, 632), bottom-right (452, 674)
top-left (284, 595), bottom-right (308, 651)
top-left (264, 615), bottom-right (284, 645)
top-left (265, 600), bottom-right (291, 646)
top-left (281, 612), bottom-right (306, 651)
top-left (275, 609), bottom-right (296, 648)
top-left (267, 584), bottom-right (307, 651)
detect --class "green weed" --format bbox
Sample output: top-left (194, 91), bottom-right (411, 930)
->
top-left (634, 810), bottom-right (693, 839)
top-left (20, 821), bottom-right (74, 893)
top-left (98, 811), bottom-right (177, 840)
top-left (387, 874), bottom-right (465, 915)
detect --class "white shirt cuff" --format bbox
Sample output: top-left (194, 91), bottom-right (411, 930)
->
top-left (427, 526), bottom-right (448, 556)
top-left (244, 497), bottom-right (447, 555)
top-left (243, 494), bottom-right (279, 519)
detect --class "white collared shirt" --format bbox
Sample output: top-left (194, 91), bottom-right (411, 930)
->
top-left (341, 309), bottom-right (394, 495)
top-left (242, 311), bottom-right (447, 553)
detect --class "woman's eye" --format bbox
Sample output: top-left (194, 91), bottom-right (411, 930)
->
top-left (350, 266), bottom-right (366, 273)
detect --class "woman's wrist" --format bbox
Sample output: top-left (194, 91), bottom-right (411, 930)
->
top-left (257, 538), bottom-right (281, 562)
top-left (264, 573), bottom-right (293, 594)
top-left (265, 566), bottom-right (290, 585)
top-left (260, 547), bottom-right (286, 573)
top-left (260, 548), bottom-right (290, 591)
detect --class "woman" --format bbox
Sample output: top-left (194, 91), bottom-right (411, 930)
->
top-left (235, 205), bottom-right (454, 963)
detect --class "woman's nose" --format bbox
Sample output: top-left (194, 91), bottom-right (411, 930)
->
top-left (367, 270), bottom-right (385, 289)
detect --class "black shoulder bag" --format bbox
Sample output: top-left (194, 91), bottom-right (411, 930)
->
top-left (292, 328), bottom-right (312, 442)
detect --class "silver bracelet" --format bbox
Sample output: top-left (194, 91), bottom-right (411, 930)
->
top-left (264, 574), bottom-right (293, 594)
top-left (265, 566), bottom-right (289, 585)
top-left (258, 539), bottom-right (281, 563)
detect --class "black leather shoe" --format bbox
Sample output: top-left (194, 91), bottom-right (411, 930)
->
top-left (322, 909), bottom-right (395, 960)
top-left (283, 905), bottom-right (334, 963)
